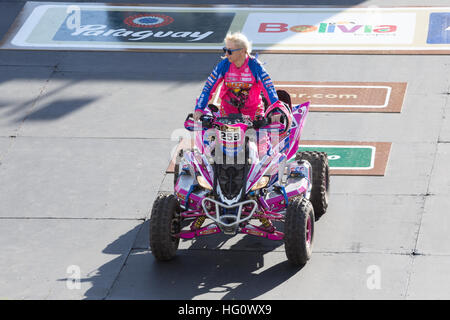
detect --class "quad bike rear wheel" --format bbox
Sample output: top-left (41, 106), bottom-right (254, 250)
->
top-left (296, 151), bottom-right (330, 221)
top-left (149, 194), bottom-right (181, 261)
top-left (284, 197), bottom-right (315, 266)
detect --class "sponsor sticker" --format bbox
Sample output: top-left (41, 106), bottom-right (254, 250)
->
top-left (245, 229), bottom-right (266, 237)
top-left (198, 228), bottom-right (218, 236)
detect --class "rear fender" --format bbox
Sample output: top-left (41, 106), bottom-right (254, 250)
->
top-left (264, 178), bottom-right (309, 212)
top-left (265, 182), bottom-right (309, 211)
top-left (285, 101), bottom-right (310, 160)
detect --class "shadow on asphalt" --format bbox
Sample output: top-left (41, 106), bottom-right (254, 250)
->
top-left (0, 51), bottom-right (225, 126)
top-left (82, 220), bottom-right (305, 300)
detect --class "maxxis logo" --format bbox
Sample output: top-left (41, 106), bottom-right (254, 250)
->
top-left (124, 13), bottom-right (174, 28)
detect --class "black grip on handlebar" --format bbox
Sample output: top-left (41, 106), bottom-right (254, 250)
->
top-left (207, 104), bottom-right (219, 113)
top-left (200, 115), bottom-right (213, 128)
top-left (185, 113), bottom-right (194, 121)
top-left (253, 116), bottom-right (271, 129)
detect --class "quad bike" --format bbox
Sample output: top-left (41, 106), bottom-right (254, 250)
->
top-left (150, 91), bottom-right (330, 266)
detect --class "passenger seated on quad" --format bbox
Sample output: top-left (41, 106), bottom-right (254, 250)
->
top-left (192, 32), bottom-right (292, 129)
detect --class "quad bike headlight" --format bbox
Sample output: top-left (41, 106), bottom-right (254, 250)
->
top-left (251, 176), bottom-right (270, 191)
top-left (197, 175), bottom-right (213, 190)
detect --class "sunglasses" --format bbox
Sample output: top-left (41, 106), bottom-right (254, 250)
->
top-left (222, 47), bottom-right (243, 55)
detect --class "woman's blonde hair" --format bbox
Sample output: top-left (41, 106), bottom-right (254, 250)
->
top-left (224, 32), bottom-right (252, 55)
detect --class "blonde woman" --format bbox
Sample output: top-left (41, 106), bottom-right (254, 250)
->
top-left (193, 32), bottom-right (287, 124)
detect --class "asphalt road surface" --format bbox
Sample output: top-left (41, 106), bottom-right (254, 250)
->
top-left (1, 0), bottom-right (450, 300)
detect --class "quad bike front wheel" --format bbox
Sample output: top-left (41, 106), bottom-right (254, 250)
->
top-left (296, 151), bottom-right (330, 221)
top-left (149, 194), bottom-right (181, 261)
top-left (284, 197), bottom-right (315, 266)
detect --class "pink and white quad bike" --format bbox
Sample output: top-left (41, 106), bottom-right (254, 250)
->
top-left (150, 91), bottom-right (330, 266)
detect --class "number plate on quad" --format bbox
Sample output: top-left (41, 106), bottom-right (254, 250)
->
top-left (220, 130), bottom-right (241, 142)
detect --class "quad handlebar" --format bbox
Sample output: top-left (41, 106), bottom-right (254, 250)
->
top-left (185, 103), bottom-right (289, 133)
top-left (184, 113), bottom-right (272, 130)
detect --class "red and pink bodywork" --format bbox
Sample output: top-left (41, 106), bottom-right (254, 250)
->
top-left (175, 101), bottom-right (312, 240)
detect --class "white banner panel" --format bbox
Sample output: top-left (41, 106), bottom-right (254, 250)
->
top-left (1, 3), bottom-right (450, 53)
